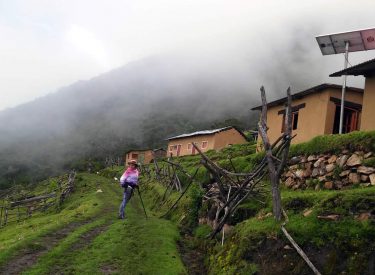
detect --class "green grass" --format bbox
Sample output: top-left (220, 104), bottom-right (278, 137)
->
top-left (289, 130), bottom-right (375, 156)
top-left (25, 201), bottom-right (186, 275)
top-left (1, 170), bottom-right (187, 274)
top-left (207, 186), bottom-right (375, 274)
top-left (0, 173), bottom-right (114, 266)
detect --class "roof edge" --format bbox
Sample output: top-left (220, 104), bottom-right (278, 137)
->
top-left (250, 83), bottom-right (363, 111)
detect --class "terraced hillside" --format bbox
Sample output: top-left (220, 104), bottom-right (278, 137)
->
top-left (0, 131), bottom-right (374, 274)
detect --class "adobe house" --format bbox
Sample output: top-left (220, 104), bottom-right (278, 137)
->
top-left (251, 83), bottom-right (364, 145)
top-left (125, 148), bottom-right (166, 164)
top-left (166, 126), bottom-right (248, 157)
top-left (330, 58), bottom-right (375, 131)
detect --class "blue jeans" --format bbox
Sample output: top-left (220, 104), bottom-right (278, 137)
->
top-left (119, 186), bottom-right (133, 219)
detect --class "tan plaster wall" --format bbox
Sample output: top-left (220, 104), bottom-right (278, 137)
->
top-left (361, 77), bottom-right (375, 131)
top-left (125, 150), bottom-right (154, 164)
top-left (263, 92), bottom-right (329, 145)
top-left (167, 135), bottom-right (216, 156)
top-left (212, 128), bottom-right (247, 149)
top-left (167, 128), bottom-right (247, 157)
top-left (256, 88), bottom-right (364, 147)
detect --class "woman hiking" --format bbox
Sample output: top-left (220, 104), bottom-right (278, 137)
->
top-left (118, 159), bottom-right (139, 219)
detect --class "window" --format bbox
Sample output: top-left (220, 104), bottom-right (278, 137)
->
top-left (279, 103), bottom-right (305, 133)
top-left (292, 112), bottom-right (299, 130)
top-left (201, 141), bottom-right (208, 149)
top-left (173, 145), bottom-right (178, 150)
top-left (131, 153), bottom-right (138, 159)
top-left (187, 143), bottom-right (192, 150)
top-left (169, 146), bottom-right (173, 152)
top-left (281, 111), bottom-right (299, 132)
top-left (332, 105), bottom-right (360, 134)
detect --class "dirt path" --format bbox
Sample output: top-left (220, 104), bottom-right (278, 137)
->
top-left (0, 206), bottom-right (115, 275)
top-left (0, 219), bottom-right (93, 275)
top-left (178, 236), bottom-right (207, 275)
top-left (47, 220), bottom-right (113, 274)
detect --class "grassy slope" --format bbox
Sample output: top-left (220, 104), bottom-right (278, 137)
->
top-left (208, 186), bottom-right (375, 274)
top-left (138, 131), bottom-right (375, 275)
top-left (0, 171), bottom-right (186, 275)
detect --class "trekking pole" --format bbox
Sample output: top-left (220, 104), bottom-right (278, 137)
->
top-left (136, 188), bottom-right (148, 219)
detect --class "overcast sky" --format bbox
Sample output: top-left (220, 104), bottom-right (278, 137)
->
top-left (1, 0), bottom-right (375, 111)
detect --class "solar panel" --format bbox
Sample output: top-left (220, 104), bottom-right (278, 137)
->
top-left (316, 27), bottom-right (375, 55)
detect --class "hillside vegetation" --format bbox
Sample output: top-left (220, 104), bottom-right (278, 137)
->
top-left (0, 131), bottom-right (374, 274)
top-left (0, 55), bottom-right (257, 189)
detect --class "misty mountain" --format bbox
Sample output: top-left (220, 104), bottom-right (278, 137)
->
top-left (0, 54), bottom-right (260, 188)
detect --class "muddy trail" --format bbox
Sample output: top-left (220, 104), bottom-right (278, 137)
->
top-left (0, 207), bottom-right (114, 275)
top-left (0, 179), bottom-right (204, 274)
top-left (178, 236), bottom-right (207, 275)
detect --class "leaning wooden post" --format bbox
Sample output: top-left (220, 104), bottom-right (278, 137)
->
top-left (258, 86), bottom-right (292, 221)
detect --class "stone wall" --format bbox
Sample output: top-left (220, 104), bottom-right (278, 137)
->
top-left (283, 150), bottom-right (375, 190)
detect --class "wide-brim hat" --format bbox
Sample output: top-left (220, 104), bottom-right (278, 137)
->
top-left (128, 159), bottom-right (138, 166)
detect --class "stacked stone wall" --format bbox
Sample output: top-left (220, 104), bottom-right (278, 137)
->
top-left (283, 150), bottom-right (375, 190)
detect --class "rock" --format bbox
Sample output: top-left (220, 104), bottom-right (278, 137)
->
top-left (364, 152), bottom-right (373, 159)
top-left (285, 171), bottom-right (294, 178)
top-left (300, 156), bottom-right (307, 163)
top-left (96, 189), bottom-right (103, 193)
top-left (290, 164), bottom-right (299, 170)
top-left (324, 181), bottom-right (334, 189)
top-left (303, 168), bottom-right (312, 178)
top-left (357, 166), bottom-right (375, 175)
top-left (342, 149), bottom-right (349, 154)
top-left (314, 158), bottom-right (325, 168)
top-left (290, 156), bottom-right (301, 165)
top-left (292, 184), bottom-right (301, 190)
top-left (334, 181), bottom-right (343, 189)
top-left (356, 213), bottom-right (371, 221)
top-left (361, 183), bottom-right (371, 187)
top-left (326, 163), bottom-right (336, 173)
top-left (339, 170), bottom-right (350, 177)
top-left (312, 168), bottom-right (319, 177)
top-left (285, 177), bottom-right (295, 188)
top-left (284, 245), bottom-right (293, 250)
top-left (354, 151), bottom-right (364, 156)
top-left (346, 154), bottom-right (362, 167)
top-left (303, 209), bottom-right (313, 217)
top-left (327, 155), bottom-right (338, 164)
top-left (326, 172), bottom-right (334, 177)
top-left (307, 155), bottom-right (318, 162)
top-left (304, 162), bottom-right (313, 169)
top-left (337, 155), bottom-right (349, 167)
top-left (342, 178), bottom-right (349, 186)
top-left (295, 169), bottom-right (305, 179)
top-left (348, 173), bottom-right (361, 184)
top-left (360, 175), bottom-right (369, 182)
top-left (319, 168), bottom-right (326, 176)
top-left (318, 175), bottom-right (326, 182)
top-left (370, 174), bottom-right (375, 185)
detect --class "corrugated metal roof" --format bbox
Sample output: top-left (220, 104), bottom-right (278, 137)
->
top-left (330, 58), bottom-right (375, 77)
top-left (251, 83), bottom-right (363, 111)
top-left (166, 126), bottom-right (245, 140)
